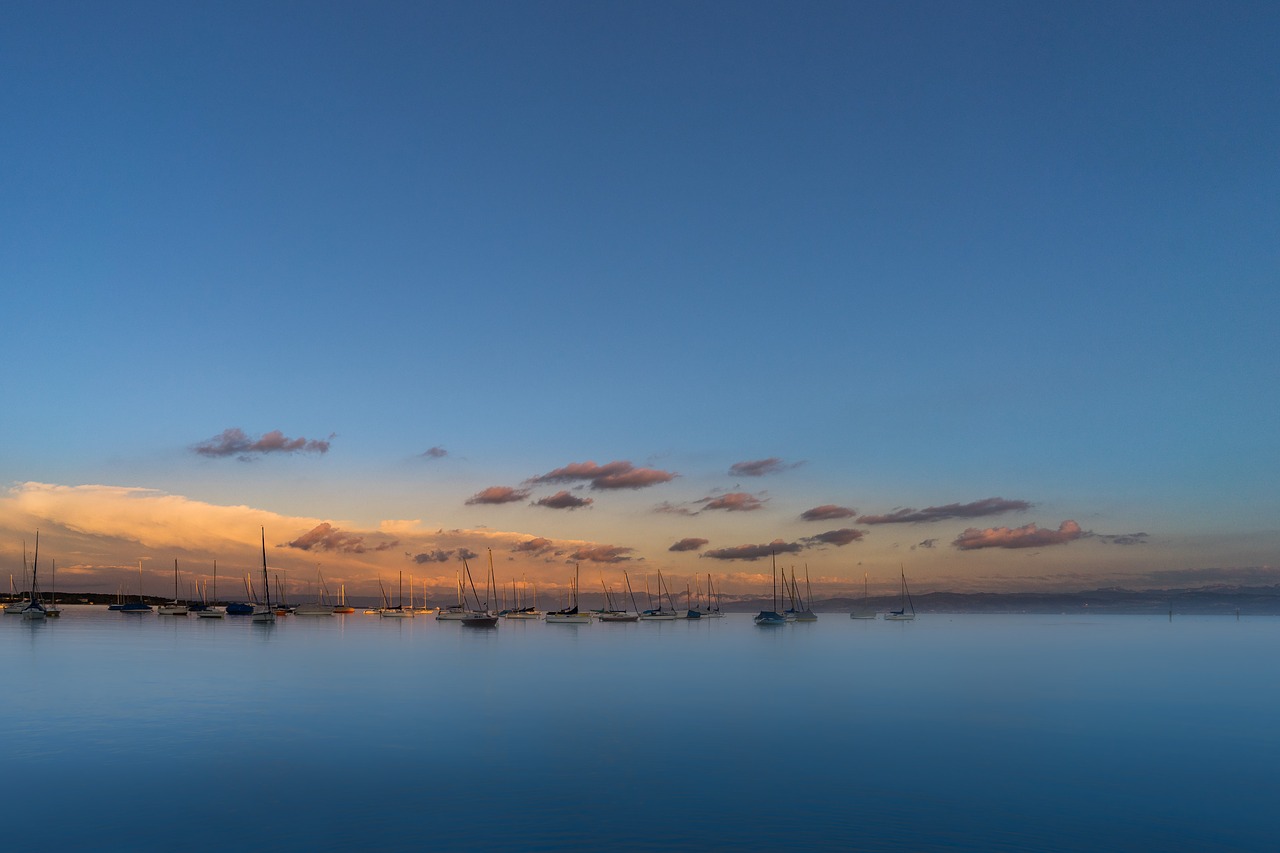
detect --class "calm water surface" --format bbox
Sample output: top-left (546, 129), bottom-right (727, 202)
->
top-left (3, 608), bottom-right (1276, 851)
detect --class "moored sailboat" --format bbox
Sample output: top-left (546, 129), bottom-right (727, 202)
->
top-left (157, 559), bottom-right (190, 615)
top-left (884, 567), bottom-right (916, 621)
top-left (754, 553), bottom-right (787, 626)
top-left (251, 529), bottom-right (276, 623)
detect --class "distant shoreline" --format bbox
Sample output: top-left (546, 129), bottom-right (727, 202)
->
top-left (12, 586), bottom-right (1280, 616)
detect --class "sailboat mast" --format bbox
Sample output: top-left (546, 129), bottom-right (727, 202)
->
top-left (261, 527), bottom-right (271, 608)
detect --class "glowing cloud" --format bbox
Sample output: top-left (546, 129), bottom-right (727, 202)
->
top-left (529, 460), bottom-right (676, 490)
top-left (698, 492), bottom-right (767, 512)
top-left (953, 520), bottom-right (1085, 550)
top-left (287, 522), bottom-right (397, 554)
top-left (860, 497), bottom-right (1032, 525)
top-left (193, 428), bottom-right (332, 459)
top-left (729, 457), bottom-right (800, 477)
top-left (702, 540), bottom-right (803, 561)
top-left (465, 486), bottom-right (532, 505)
top-left (513, 537), bottom-right (555, 555)
top-left (534, 491), bottom-right (594, 510)
top-left (567, 545), bottom-right (634, 563)
top-left (668, 537), bottom-right (709, 552)
top-left (800, 504), bottom-right (857, 521)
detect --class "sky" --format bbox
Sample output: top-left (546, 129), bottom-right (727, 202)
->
top-left (2, 0), bottom-right (1277, 601)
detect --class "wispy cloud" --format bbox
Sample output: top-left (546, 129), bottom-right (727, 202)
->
top-left (953, 520), bottom-right (1085, 550)
top-left (568, 545), bottom-right (634, 563)
top-left (533, 491), bottom-right (594, 510)
top-left (802, 528), bottom-right (865, 547)
top-left (800, 504), bottom-right (857, 521)
top-left (912, 538), bottom-right (938, 550)
top-left (669, 537), bottom-right (709, 552)
top-left (286, 523), bottom-right (397, 554)
top-left (859, 497), bottom-right (1032, 525)
top-left (729, 457), bottom-right (801, 477)
top-left (1093, 532), bottom-right (1149, 546)
top-left (421, 446), bottom-right (448, 459)
top-left (528, 460), bottom-right (676, 490)
top-left (698, 492), bottom-right (767, 512)
top-left (702, 540), bottom-right (804, 561)
top-left (465, 486), bottom-right (532, 505)
top-left (193, 428), bottom-right (332, 460)
top-left (652, 501), bottom-right (697, 516)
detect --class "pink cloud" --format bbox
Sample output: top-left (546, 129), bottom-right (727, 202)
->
top-left (953, 520), bottom-right (1085, 550)
top-left (465, 486), bottom-right (532, 505)
top-left (699, 492), bottom-right (767, 512)
top-left (513, 537), bottom-right (555, 555)
top-left (803, 528), bottom-right (865, 547)
top-left (529, 460), bottom-right (676, 490)
top-left (702, 540), bottom-right (803, 561)
top-left (567, 545), bottom-right (634, 563)
top-left (860, 497), bottom-right (1032, 525)
top-left (193, 428), bottom-right (332, 459)
top-left (534, 491), bottom-right (594, 510)
top-left (729, 457), bottom-right (800, 477)
top-left (800, 504), bottom-right (857, 521)
top-left (286, 522), bottom-right (397, 554)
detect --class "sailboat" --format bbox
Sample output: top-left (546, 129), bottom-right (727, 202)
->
top-left (460, 554), bottom-right (499, 627)
top-left (754, 553), bottom-right (787, 625)
top-left (44, 557), bottom-right (62, 617)
top-left (380, 571), bottom-right (414, 617)
top-left (296, 568), bottom-right (334, 616)
top-left (435, 572), bottom-right (471, 620)
top-left (332, 584), bottom-right (355, 614)
top-left (158, 560), bottom-right (190, 615)
top-left (850, 572), bottom-right (876, 619)
top-left (120, 560), bottom-right (153, 614)
top-left (502, 575), bottom-right (541, 619)
top-left (597, 570), bottom-right (640, 622)
top-left (884, 567), bottom-right (916, 621)
top-left (198, 561), bottom-right (226, 617)
top-left (639, 570), bottom-right (679, 620)
top-left (251, 529), bottom-right (276, 623)
top-left (20, 533), bottom-right (47, 620)
top-left (700, 573), bottom-right (724, 618)
top-left (546, 563), bottom-right (591, 624)
top-left (791, 565), bottom-right (818, 622)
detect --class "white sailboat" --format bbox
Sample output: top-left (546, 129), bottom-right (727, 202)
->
top-left (44, 557), bottom-right (62, 617)
top-left (639, 570), bottom-right (679, 620)
top-left (20, 533), bottom-right (47, 620)
top-left (197, 560), bottom-right (225, 618)
top-left (158, 559), bottom-right (190, 615)
top-left (296, 568), bottom-right (334, 616)
top-left (460, 554), bottom-right (499, 627)
top-left (435, 571), bottom-right (471, 620)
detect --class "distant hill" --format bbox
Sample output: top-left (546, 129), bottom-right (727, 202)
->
top-left (722, 585), bottom-right (1280, 615)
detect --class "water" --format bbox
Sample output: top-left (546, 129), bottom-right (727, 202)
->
top-left (3, 609), bottom-right (1276, 851)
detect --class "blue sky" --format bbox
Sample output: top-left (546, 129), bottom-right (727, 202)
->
top-left (2, 1), bottom-right (1277, 597)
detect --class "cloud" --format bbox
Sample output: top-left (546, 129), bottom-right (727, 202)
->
top-left (698, 492), bottom-right (767, 513)
top-left (458, 548), bottom-right (479, 561)
top-left (193, 428), bottom-right (332, 459)
top-left (728, 457), bottom-right (801, 477)
top-left (800, 504), bottom-right (857, 521)
top-left (702, 540), bottom-right (804, 561)
top-left (533, 491), bottom-right (594, 510)
top-left (513, 537), bottom-right (555, 555)
top-left (567, 545), bottom-right (634, 563)
top-left (859, 497), bottom-right (1033, 525)
top-left (1094, 532), bottom-right (1149, 546)
top-left (465, 486), bottom-right (532, 505)
top-left (528, 460), bottom-right (676, 490)
top-left (802, 528), bottom-right (865, 547)
top-left (669, 537), bottom-right (709, 552)
top-left (412, 550), bottom-right (455, 564)
top-left (953, 520), bottom-right (1086, 550)
top-left (912, 538), bottom-right (938, 550)
top-left (286, 522), bottom-right (398, 554)
top-left (421, 446), bottom-right (448, 459)
top-left (652, 502), bottom-right (697, 516)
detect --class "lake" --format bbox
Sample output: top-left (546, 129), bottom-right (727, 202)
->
top-left (3, 608), bottom-right (1275, 851)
